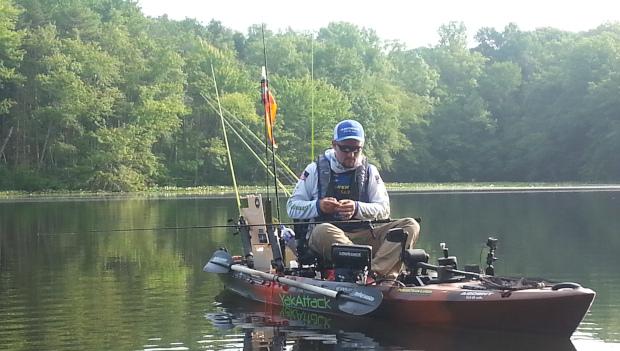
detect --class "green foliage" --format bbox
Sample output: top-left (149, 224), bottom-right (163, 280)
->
top-left (243, 26), bottom-right (312, 78)
top-left (417, 22), bottom-right (495, 181)
top-left (0, 0), bottom-right (24, 113)
top-left (87, 126), bottom-right (160, 191)
top-left (1, 1), bottom-right (619, 191)
top-left (274, 76), bottom-right (352, 170)
top-left (314, 22), bottom-right (387, 92)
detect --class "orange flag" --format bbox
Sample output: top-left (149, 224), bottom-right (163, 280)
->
top-left (261, 67), bottom-right (278, 147)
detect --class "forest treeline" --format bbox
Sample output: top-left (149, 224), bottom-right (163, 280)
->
top-left (1, 0), bottom-right (619, 191)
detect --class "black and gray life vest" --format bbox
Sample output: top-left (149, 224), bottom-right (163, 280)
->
top-left (316, 155), bottom-right (370, 230)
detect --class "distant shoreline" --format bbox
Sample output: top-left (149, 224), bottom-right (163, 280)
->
top-left (1, 183), bottom-right (619, 201)
top-left (387, 184), bottom-right (620, 195)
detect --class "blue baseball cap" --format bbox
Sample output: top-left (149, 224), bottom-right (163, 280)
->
top-left (333, 120), bottom-right (365, 143)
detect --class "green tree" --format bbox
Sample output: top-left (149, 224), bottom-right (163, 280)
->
top-left (314, 22), bottom-right (387, 93)
top-left (3, 1), bottom-right (620, 190)
top-left (243, 26), bottom-right (312, 78)
top-left (272, 75), bottom-right (352, 172)
top-left (419, 22), bottom-right (493, 181)
top-left (0, 0), bottom-right (23, 114)
top-left (0, 0), bottom-right (24, 177)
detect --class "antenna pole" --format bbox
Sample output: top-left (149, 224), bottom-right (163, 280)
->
top-left (311, 32), bottom-right (315, 161)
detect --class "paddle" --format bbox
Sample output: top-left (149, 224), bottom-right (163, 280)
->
top-left (204, 249), bottom-right (383, 316)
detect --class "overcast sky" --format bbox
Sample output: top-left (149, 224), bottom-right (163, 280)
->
top-left (138, 0), bottom-right (620, 48)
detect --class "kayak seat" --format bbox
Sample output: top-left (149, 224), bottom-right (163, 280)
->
top-left (296, 240), bottom-right (322, 266)
top-left (292, 219), bottom-right (327, 268)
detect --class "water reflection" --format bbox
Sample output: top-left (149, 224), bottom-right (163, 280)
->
top-left (205, 292), bottom-right (578, 351)
top-left (1, 193), bottom-right (619, 350)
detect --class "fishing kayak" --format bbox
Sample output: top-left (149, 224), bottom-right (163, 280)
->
top-left (207, 253), bottom-right (594, 336)
top-left (203, 195), bottom-right (595, 336)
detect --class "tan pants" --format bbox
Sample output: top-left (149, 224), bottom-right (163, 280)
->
top-left (308, 218), bottom-right (420, 277)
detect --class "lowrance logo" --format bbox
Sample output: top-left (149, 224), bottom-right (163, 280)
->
top-left (338, 252), bottom-right (362, 257)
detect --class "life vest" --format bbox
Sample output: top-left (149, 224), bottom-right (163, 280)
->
top-left (316, 155), bottom-right (370, 230)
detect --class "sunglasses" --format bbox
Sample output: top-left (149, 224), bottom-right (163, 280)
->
top-left (336, 144), bottom-right (363, 153)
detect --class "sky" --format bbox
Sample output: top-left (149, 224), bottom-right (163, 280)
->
top-left (138, 0), bottom-right (620, 48)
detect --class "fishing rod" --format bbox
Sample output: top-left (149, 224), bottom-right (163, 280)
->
top-left (38, 218), bottom-right (395, 236)
top-left (210, 63), bottom-right (242, 213)
top-left (200, 94), bottom-right (297, 186)
top-left (220, 117), bottom-right (292, 196)
top-left (202, 95), bottom-right (291, 195)
top-left (219, 101), bottom-right (297, 183)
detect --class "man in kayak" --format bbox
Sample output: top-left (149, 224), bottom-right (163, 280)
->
top-left (286, 119), bottom-right (420, 279)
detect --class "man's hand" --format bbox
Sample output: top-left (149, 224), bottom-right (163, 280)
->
top-left (319, 197), bottom-right (340, 214)
top-left (336, 199), bottom-right (356, 220)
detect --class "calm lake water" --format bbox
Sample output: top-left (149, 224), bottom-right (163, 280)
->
top-left (1, 191), bottom-right (619, 350)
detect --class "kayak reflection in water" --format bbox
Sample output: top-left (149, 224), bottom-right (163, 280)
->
top-left (205, 296), bottom-right (579, 351)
